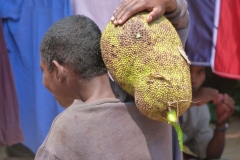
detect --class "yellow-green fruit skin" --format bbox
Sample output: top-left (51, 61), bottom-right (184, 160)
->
top-left (101, 12), bottom-right (192, 122)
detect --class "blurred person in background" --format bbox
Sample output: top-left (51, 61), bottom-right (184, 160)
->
top-left (180, 65), bottom-right (234, 160)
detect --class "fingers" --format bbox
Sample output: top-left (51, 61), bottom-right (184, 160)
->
top-left (194, 87), bottom-right (219, 105)
top-left (217, 95), bottom-right (234, 113)
top-left (111, 0), bottom-right (170, 25)
top-left (222, 94), bottom-right (235, 107)
top-left (147, 7), bottom-right (163, 22)
top-left (204, 88), bottom-right (219, 105)
top-left (216, 98), bottom-right (235, 125)
top-left (208, 89), bottom-right (219, 105)
top-left (218, 103), bottom-right (231, 113)
top-left (213, 93), bottom-right (223, 105)
top-left (112, 0), bottom-right (145, 25)
top-left (217, 113), bottom-right (230, 125)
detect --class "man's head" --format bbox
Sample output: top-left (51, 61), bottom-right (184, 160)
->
top-left (40, 15), bottom-right (107, 80)
top-left (40, 15), bottom-right (107, 107)
top-left (190, 65), bottom-right (206, 95)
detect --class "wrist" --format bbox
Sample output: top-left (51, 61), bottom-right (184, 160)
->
top-left (165, 1), bottom-right (177, 14)
top-left (215, 123), bottom-right (228, 132)
top-left (216, 122), bottom-right (226, 128)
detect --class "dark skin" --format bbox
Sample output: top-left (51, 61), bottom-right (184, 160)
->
top-left (183, 66), bottom-right (235, 160)
top-left (40, 60), bottom-right (116, 108)
top-left (111, 0), bottom-right (177, 25)
top-left (206, 93), bottom-right (234, 159)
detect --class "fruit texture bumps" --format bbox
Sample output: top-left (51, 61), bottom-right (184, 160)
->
top-left (101, 11), bottom-right (192, 123)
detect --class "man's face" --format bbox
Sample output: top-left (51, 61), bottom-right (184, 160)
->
top-left (40, 60), bottom-right (68, 107)
top-left (190, 65), bottom-right (206, 95)
top-left (40, 59), bottom-right (78, 108)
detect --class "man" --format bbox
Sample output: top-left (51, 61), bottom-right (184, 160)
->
top-left (180, 65), bottom-right (235, 160)
top-left (35, 15), bottom-right (184, 159)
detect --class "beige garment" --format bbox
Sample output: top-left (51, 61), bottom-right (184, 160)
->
top-left (35, 99), bottom-right (183, 160)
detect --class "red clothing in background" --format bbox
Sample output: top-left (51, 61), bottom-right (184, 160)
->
top-left (0, 19), bottom-right (24, 147)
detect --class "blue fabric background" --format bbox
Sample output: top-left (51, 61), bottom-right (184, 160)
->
top-left (0, 0), bottom-right (72, 152)
top-left (185, 0), bottom-right (215, 66)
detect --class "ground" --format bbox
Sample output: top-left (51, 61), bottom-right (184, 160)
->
top-left (222, 116), bottom-right (240, 160)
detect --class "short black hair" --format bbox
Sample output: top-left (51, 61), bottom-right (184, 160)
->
top-left (40, 15), bottom-right (107, 80)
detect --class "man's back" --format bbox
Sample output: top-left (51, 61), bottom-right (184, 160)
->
top-left (36, 98), bottom-right (182, 160)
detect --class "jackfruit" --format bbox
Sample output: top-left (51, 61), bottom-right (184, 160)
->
top-left (101, 11), bottom-right (192, 150)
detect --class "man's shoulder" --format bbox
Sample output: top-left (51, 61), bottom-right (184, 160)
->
top-left (55, 98), bottom-right (136, 125)
top-left (69, 98), bottom-right (135, 110)
top-left (70, 98), bottom-right (134, 107)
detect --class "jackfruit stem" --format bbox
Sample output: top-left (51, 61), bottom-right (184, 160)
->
top-left (165, 109), bottom-right (184, 151)
top-left (168, 120), bottom-right (184, 151)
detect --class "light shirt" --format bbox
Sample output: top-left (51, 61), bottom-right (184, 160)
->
top-left (181, 104), bottom-right (213, 159)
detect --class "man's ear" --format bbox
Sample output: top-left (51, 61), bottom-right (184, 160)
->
top-left (52, 60), bottom-right (67, 83)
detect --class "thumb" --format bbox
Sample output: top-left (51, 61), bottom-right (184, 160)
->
top-left (147, 7), bottom-right (164, 23)
top-left (218, 94), bottom-right (224, 104)
top-left (213, 93), bottom-right (223, 105)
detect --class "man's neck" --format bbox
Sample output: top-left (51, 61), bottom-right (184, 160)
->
top-left (78, 74), bottom-right (116, 103)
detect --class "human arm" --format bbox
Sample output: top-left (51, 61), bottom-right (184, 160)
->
top-left (187, 89), bottom-right (234, 159)
top-left (111, 0), bottom-right (177, 25)
top-left (191, 87), bottom-right (219, 107)
top-left (111, 0), bottom-right (190, 44)
top-left (205, 94), bottom-right (234, 159)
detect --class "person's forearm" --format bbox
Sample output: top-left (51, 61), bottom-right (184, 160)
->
top-left (164, 0), bottom-right (189, 45)
top-left (165, 0), bottom-right (177, 14)
top-left (164, 0), bottom-right (189, 29)
top-left (205, 129), bottom-right (225, 159)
